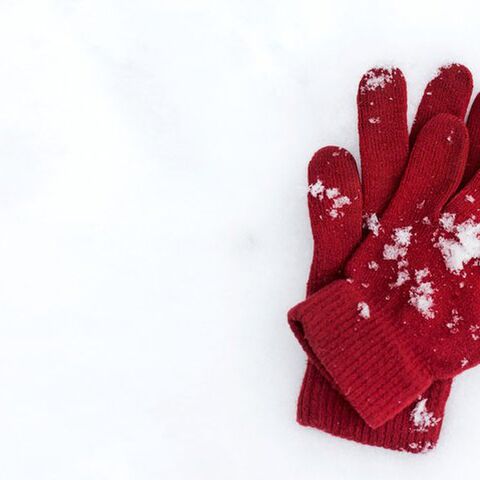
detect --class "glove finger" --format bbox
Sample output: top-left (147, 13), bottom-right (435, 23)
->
top-left (358, 67), bottom-right (408, 215)
top-left (306, 146), bottom-right (362, 295)
top-left (464, 94), bottom-right (480, 185)
top-left (448, 94), bottom-right (480, 214)
top-left (444, 172), bottom-right (480, 221)
top-left (410, 64), bottom-right (473, 146)
top-left (382, 114), bottom-right (468, 227)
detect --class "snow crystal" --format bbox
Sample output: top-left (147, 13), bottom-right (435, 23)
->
top-left (446, 309), bottom-right (462, 333)
top-left (383, 226), bottom-right (412, 289)
top-left (362, 68), bottom-right (394, 91)
top-left (308, 179), bottom-right (325, 198)
top-left (383, 245), bottom-right (401, 260)
top-left (435, 213), bottom-right (480, 275)
top-left (470, 324), bottom-right (480, 341)
top-left (329, 198), bottom-right (351, 218)
top-left (368, 261), bottom-right (379, 271)
top-left (397, 258), bottom-right (408, 269)
top-left (383, 227), bottom-right (412, 260)
top-left (466, 195), bottom-right (475, 203)
top-left (410, 397), bottom-right (440, 432)
top-left (439, 212), bottom-right (456, 232)
top-left (461, 358), bottom-right (469, 368)
top-left (332, 195), bottom-right (351, 210)
top-left (326, 187), bottom-right (339, 199)
top-left (363, 213), bottom-right (381, 236)
top-left (368, 117), bottom-right (381, 124)
top-left (390, 270), bottom-right (410, 288)
top-left (357, 301), bottom-right (370, 319)
top-left (408, 441), bottom-right (435, 453)
top-left (394, 227), bottom-right (413, 246)
top-left (308, 179), bottom-right (352, 219)
top-left (408, 268), bottom-right (435, 319)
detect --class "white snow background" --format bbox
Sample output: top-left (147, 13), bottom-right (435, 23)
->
top-left (2, 0), bottom-right (480, 479)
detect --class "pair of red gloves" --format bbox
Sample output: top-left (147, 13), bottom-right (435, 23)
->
top-left (288, 64), bottom-right (480, 453)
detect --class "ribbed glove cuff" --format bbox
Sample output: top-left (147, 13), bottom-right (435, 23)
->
top-left (288, 280), bottom-right (433, 428)
top-left (297, 362), bottom-right (451, 452)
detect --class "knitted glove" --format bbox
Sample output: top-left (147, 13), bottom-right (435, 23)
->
top-left (289, 111), bottom-right (480, 430)
top-left (296, 65), bottom-right (476, 452)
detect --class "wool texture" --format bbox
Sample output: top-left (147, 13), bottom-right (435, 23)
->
top-left (290, 112), bottom-right (480, 429)
top-left (294, 64), bottom-right (477, 451)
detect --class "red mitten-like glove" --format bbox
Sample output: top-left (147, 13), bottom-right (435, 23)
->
top-left (290, 112), bottom-right (480, 429)
top-left (296, 64), bottom-right (479, 452)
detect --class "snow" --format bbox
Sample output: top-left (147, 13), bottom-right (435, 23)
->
top-left (408, 268), bottom-right (435, 319)
top-left (435, 214), bottom-right (480, 274)
top-left (469, 325), bottom-right (480, 341)
top-left (408, 441), bottom-right (436, 453)
top-left (357, 301), bottom-right (370, 319)
top-left (410, 401), bottom-right (438, 433)
top-left (391, 270), bottom-right (411, 288)
top-left (308, 179), bottom-right (351, 219)
top-left (383, 227), bottom-right (412, 260)
top-left (331, 194), bottom-right (352, 214)
top-left (394, 227), bottom-right (413, 246)
top-left (410, 398), bottom-right (440, 432)
top-left (383, 226), bottom-right (413, 288)
top-left (368, 260), bottom-right (379, 271)
top-left (3, 1), bottom-right (480, 479)
top-left (439, 212), bottom-right (457, 231)
top-left (363, 213), bottom-right (381, 236)
top-left (308, 179), bottom-right (325, 198)
top-left (326, 187), bottom-right (340, 198)
top-left (446, 309), bottom-right (462, 333)
top-left (361, 68), bottom-right (394, 91)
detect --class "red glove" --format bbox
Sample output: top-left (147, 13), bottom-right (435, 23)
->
top-left (289, 110), bottom-right (480, 429)
top-left (295, 65), bottom-right (477, 452)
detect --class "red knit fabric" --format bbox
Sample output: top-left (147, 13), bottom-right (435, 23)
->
top-left (290, 112), bottom-right (480, 429)
top-left (295, 65), bottom-right (476, 452)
